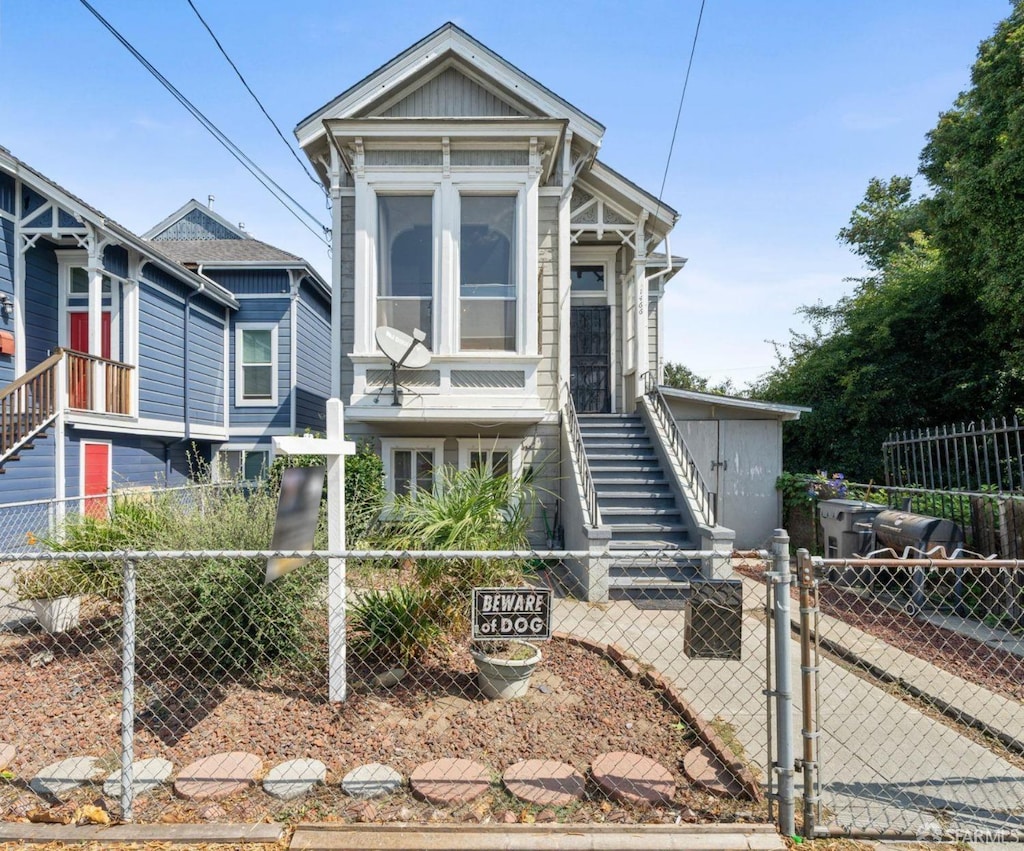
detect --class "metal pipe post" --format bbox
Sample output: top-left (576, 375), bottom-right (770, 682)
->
top-left (120, 557), bottom-right (136, 821)
top-left (772, 529), bottom-right (795, 836)
top-left (797, 548), bottom-right (819, 837)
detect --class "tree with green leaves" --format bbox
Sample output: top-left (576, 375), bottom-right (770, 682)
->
top-left (662, 362), bottom-right (736, 396)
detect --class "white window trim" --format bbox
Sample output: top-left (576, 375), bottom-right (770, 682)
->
top-left (380, 437), bottom-right (445, 502)
top-left (235, 323), bottom-right (279, 407)
top-left (355, 169), bottom-right (538, 360)
top-left (570, 246), bottom-right (620, 413)
top-left (56, 251), bottom-right (122, 361)
top-left (215, 446), bottom-right (270, 482)
top-left (456, 438), bottom-right (523, 478)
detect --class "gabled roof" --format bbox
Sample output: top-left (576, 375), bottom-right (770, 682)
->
top-left (145, 199), bottom-right (331, 296)
top-left (0, 147), bottom-right (238, 309)
top-left (295, 22), bottom-right (605, 151)
top-left (144, 199), bottom-right (248, 241)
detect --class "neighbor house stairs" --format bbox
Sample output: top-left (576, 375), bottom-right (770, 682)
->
top-left (578, 413), bottom-right (701, 599)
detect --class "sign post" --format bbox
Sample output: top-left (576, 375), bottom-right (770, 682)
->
top-left (273, 399), bottom-right (355, 702)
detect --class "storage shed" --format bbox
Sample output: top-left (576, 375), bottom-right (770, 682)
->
top-left (660, 388), bottom-right (808, 549)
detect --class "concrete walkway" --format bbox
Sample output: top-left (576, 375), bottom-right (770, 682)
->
top-left (553, 575), bottom-right (1024, 838)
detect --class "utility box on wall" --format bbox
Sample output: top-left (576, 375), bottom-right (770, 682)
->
top-left (0, 331), bottom-right (13, 356)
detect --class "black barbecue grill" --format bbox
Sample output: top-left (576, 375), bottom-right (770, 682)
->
top-left (870, 509), bottom-right (965, 557)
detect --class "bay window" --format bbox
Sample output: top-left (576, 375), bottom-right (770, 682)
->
top-left (459, 195), bottom-right (516, 352)
top-left (377, 195), bottom-right (433, 349)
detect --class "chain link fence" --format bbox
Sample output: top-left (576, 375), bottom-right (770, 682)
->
top-left (797, 550), bottom-right (1024, 841)
top-left (0, 487), bottom-right (773, 830)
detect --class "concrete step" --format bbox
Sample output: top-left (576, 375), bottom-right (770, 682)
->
top-left (608, 539), bottom-right (692, 552)
top-left (597, 491), bottom-right (676, 508)
top-left (594, 478), bottom-right (670, 491)
top-left (601, 507), bottom-right (683, 519)
top-left (581, 440), bottom-right (653, 451)
top-left (587, 453), bottom-right (658, 464)
top-left (591, 464), bottom-right (663, 476)
top-left (578, 426), bottom-right (648, 438)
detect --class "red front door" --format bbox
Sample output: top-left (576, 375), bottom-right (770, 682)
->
top-left (68, 312), bottom-right (111, 408)
top-left (83, 442), bottom-right (111, 520)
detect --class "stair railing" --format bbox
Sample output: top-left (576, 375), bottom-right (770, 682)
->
top-left (0, 350), bottom-right (62, 459)
top-left (641, 372), bottom-right (717, 527)
top-left (562, 383), bottom-right (600, 527)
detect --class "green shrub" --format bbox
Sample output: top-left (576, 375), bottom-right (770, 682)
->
top-left (348, 584), bottom-right (442, 668)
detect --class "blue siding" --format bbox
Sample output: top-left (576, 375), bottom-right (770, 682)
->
top-left (140, 263), bottom-right (188, 301)
top-left (153, 209), bottom-right (241, 241)
top-left (188, 307), bottom-right (225, 427)
top-left (0, 434), bottom-right (56, 504)
top-left (207, 268), bottom-right (290, 297)
top-left (103, 245), bottom-right (129, 278)
top-left (295, 281), bottom-right (331, 433)
top-left (0, 173), bottom-right (13, 215)
top-left (230, 296), bottom-right (290, 429)
top-left (0, 219), bottom-right (13, 386)
top-left (64, 432), bottom-right (210, 495)
top-left (138, 281), bottom-right (186, 421)
top-left (24, 243), bottom-right (58, 369)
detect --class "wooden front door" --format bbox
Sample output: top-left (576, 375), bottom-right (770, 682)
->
top-left (82, 442), bottom-right (111, 519)
top-left (570, 306), bottom-right (611, 413)
top-left (68, 312), bottom-right (111, 409)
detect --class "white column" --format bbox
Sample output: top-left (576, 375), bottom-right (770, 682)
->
top-left (330, 144), bottom-right (344, 400)
top-left (122, 269), bottom-right (139, 417)
top-left (13, 177), bottom-right (25, 378)
top-left (87, 233), bottom-right (105, 411)
top-left (557, 133), bottom-right (573, 406)
top-left (633, 212), bottom-right (649, 395)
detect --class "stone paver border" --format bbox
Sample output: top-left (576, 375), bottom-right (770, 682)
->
top-left (502, 759), bottom-right (585, 806)
top-left (591, 751), bottom-right (675, 804)
top-left (410, 758), bottom-right (490, 805)
top-left (174, 751), bottom-right (262, 801)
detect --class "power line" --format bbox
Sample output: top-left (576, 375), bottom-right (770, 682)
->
top-left (654, 0), bottom-right (707, 227)
top-left (78, 0), bottom-right (330, 246)
top-left (184, 0), bottom-right (327, 199)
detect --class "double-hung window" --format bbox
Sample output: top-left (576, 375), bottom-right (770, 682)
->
top-left (236, 325), bottom-right (277, 406)
top-left (459, 195), bottom-right (516, 352)
top-left (381, 438), bottom-right (445, 500)
top-left (377, 195), bottom-right (433, 349)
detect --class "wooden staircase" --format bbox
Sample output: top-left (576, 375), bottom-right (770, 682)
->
top-left (0, 352), bottom-right (61, 471)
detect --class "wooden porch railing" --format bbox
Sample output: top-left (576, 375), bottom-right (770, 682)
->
top-left (65, 349), bottom-right (133, 415)
top-left (0, 350), bottom-right (61, 459)
top-left (563, 382), bottom-right (601, 528)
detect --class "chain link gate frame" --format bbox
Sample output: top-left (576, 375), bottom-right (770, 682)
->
top-left (796, 549), bottom-right (1024, 841)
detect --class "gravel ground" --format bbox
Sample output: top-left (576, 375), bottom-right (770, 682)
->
top-left (0, 619), bottom-right (763, 826)
top-left (737, 563), bottom-right (1024, 701)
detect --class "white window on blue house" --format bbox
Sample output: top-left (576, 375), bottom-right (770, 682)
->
top-left (236, 324), bottom-right (277, 406)
top-left (381, 438), bottom-right (445, 500)
top-left (377, 195), bottom-right (434, 349)
top-left (459, 195), bottom-right (517, 352)
top-left (218, 449), bottom-right (269, 482)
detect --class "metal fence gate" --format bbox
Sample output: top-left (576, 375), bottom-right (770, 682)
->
top-left (796, 549), bottom-right (1024, 841)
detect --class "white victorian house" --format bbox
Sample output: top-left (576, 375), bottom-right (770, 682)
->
top-left (296, 24), bottom-right (801, 599)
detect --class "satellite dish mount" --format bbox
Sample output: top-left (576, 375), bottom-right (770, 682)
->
top-left (374, 326), bottom-right (430, 406)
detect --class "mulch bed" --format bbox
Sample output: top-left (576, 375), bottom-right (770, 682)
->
top-left (0, 617), bottom-right (764, 827)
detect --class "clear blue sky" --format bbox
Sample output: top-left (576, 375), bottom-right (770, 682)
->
top-left (0, 1), bottom-right (1011, 387)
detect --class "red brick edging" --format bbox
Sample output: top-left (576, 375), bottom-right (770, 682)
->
top-left (553, 631), bottom-right (763, 802)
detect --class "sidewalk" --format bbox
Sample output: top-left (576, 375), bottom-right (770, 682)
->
top-left (552, 573), bottom-right (1024, 838)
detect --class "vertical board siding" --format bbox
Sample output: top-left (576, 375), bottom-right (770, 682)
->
top-left (537, 196), bottom-right (559, 407)
top-left (0, 219), bottom-right (13, 386)
top-left (648, 290), bottom-right (659, 377)
top-left (0, 173), bottom-right (14, 214)
top-left (24, 244), bottom-right (59, 369)
top-left (230, 296), bottom-right (291, 428)
top-left (102, 245), bottom-right (129, 279)
top-left (152, 208), bottom-right (242, 241)
top-left (381, 67), bottom-right (524, 118)
top-left (206, 268), bottom-right (290, 296)
top-left (138, 281), bottom-right (186, 420)
top-left (188, 307), bottom-right (226, 427)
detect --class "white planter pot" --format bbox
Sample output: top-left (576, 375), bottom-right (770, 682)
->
top-left (32, 595), bottom-right (81, 633)
top-left (469, 640), bottom-right (541, 699)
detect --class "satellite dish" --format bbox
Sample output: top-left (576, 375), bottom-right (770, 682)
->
top-left (374, 326), bottom-right (430, 406)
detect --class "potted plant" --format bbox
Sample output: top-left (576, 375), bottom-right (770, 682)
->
top-left (469, 639), bottom-right (542, 699)
top-left (15, 562), bottom-right (84, 633)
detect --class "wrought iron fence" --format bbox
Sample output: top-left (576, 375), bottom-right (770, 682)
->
top-left (0, 544), bottom-right (772, 829)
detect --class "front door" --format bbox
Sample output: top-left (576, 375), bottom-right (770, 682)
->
top-left (68, 312), bottom-right (111, 409)
top-left (570, 306), bottom-right (611, 413)
top-left (82, 441), bottom-right (111, 519)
